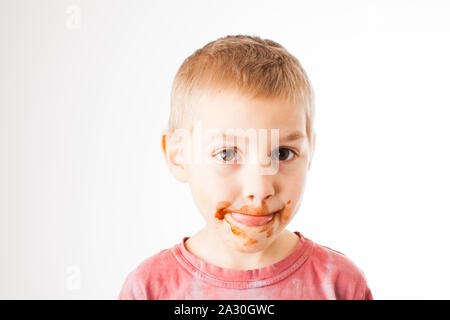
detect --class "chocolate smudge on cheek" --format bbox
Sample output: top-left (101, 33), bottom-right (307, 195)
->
top-left (281, 201), bottom-right (293, 224)
top-left (215, 201), bottom-right (232, 220)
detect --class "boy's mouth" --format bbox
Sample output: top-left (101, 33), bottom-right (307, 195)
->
top-left (214, 201), bottom-right (285, 227)
top-left (229, 208), bottom-right (282, 227)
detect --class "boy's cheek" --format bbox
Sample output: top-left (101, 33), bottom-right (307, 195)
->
top-left (280, 202), bottom-right (295, 225)
top-left (191, 181), bottom-right (232, 220)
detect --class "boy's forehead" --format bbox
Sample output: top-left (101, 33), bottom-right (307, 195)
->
top-left (203, 129), bottom-right (305, 143)
top-left (189, 87), bottom-right (308, 134)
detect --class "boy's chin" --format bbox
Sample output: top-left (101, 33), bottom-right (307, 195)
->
top-left (231, 237), bottom-right (276, 253)
top-left (225, 225), bottom-right (281, 253)
top-left (210, 213), bottom-right (285, 253)
top-left (223, 212), bottom-right (281, 249)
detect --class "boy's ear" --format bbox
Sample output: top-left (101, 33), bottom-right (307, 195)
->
top-left (161, 129), bottom-right (189, 183)
top-left (307, 131), bottom-right (316, 171)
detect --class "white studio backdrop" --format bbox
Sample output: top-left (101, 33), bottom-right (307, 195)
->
top-left (1, 0), bottom-right (449, 299)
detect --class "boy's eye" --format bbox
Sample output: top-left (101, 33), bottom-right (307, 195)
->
top-left (213, 147), bottom-right (296, 163)
top-left (214, 148), bottom-right (240, 163)
top-left (273, 147), bottom-right (296, 161)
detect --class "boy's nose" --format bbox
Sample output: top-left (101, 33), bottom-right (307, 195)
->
top-left (241, 165), bottom-right (275, 204)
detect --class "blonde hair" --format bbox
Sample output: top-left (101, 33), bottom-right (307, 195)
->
top-left (168, 34), bottom-right (315, 144)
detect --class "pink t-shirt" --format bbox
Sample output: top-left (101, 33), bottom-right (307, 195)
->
top-left (119, 231), bottom-right (373, 300)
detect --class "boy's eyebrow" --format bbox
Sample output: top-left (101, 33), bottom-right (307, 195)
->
top-left (282, 131), bottom-right (305, 142)
top-left (205, 130), bottom-right (305, 142)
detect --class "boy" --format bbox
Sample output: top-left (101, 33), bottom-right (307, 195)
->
top-left (119, 35), bottom-right (372, 300)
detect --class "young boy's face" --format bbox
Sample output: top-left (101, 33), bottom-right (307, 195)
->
top-left (165, 88), bottom-right (315, 253)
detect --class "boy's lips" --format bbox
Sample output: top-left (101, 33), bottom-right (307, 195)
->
top-left (229, 209), bottom-right (282, 227)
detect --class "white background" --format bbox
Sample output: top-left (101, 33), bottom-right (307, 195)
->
top-left (1, 0), bottom-right (449, 299)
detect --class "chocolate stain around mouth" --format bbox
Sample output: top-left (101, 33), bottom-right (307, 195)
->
top-left (215, 201), bottom-right (271, 217)
top-left (214, 200), bottom-right (293, 244)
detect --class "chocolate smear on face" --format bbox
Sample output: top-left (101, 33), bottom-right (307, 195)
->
top-left (215, 201), bottom-right (232, 220)
top-left (244, 238), bottom-right (258, 246)
top-left (216, 201), bottom-right (273, 218)
top-left (281, 200), bottom-right (293, 224)
top-left (215, 201), bottom-right (249, 239)
top-left (230, 225), bottom-right (245, 236)
top-left (215, 200), bottom-right (291, 244)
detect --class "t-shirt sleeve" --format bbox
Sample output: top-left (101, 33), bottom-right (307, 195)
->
top-left (326, 247), bottom-right (373, 300)
top-left (356, 276), bottom-right (373, 300)
top-left (338, 268), bottom-right (374, 300)
top-left (118, 269), bottom-right (147, 300)
top-left (362, 286), bottom-right (373, 300)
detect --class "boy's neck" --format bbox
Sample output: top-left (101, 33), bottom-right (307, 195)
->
top-left (185, 227), bottom-right (300, 270)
